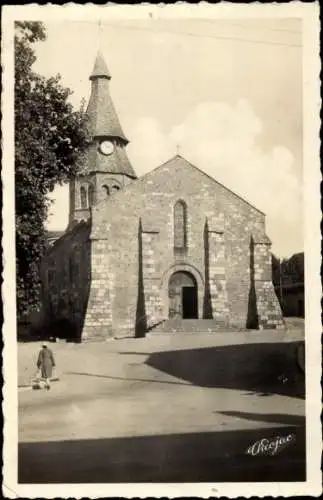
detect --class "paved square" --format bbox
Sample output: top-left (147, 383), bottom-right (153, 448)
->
top-left (18, 328), bottom-right (305, 483)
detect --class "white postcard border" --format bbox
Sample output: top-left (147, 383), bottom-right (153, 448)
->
top-left (2, 2), bottom-right (321, 497)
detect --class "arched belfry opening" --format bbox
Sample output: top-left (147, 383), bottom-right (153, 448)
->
top-left (102, 185), bottom-right (110, 197)
top-left (80, 186), bottom-right (87, 209)
top-left (68, 51), bottom-right (137, 226)
top-left (168, 271), bottom-right (198, 319)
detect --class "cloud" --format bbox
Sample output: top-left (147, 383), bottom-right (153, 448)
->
top-left (127, 99), bottom-right (302, 256)
top-left (47, 99), bottom-right (302, 256)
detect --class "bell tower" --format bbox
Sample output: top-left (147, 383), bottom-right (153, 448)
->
top-left (69, 51), bottom-right (137, 225)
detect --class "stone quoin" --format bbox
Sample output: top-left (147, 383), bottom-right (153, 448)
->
top-left (41, 51), bottom-right (284, 341)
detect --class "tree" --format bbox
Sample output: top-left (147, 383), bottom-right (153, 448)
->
top-left (15, 22), bottom-right (90, 317)
top-left (271, 254), bottom-right (281, 287)
top-left (285, 252), bottom-right (304, 284)
top-left (272, 252), bottom-right (304, 288)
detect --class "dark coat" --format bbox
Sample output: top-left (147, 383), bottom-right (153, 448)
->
top-left (37, 347), bottom-right (55, 378)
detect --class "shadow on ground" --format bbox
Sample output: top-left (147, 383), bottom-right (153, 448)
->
top-left (217, 411), bottom-right (304, 427)
top-left (145, 341), bottom-right (305, 398)
top-left (66, 371), bottom-right (190, 386)
top-left (19, 424), bottom-right (305, 483)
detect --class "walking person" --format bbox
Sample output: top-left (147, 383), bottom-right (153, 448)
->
top-left (37, 343), bottom-right (56, 390)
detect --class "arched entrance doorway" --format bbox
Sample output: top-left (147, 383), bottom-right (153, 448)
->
top-left (168, 271), bottom-right (198, 319)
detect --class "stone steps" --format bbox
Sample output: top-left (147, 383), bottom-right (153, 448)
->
top-left (149, 319), bottom-right (236, 334)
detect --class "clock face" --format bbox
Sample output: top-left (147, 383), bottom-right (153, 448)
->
top-left (100, 140), bottom-right (114, 156)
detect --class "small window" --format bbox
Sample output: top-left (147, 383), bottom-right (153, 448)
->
top-left (174, 200), bottom-right (187, 249)
top-left (80, 186), bottom-right (87, 209)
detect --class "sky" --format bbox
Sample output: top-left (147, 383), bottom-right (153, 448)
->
top-left (32, 17), bottom-right (303, 258)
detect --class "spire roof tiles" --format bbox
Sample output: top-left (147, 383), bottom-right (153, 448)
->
top-left (86, 51), bottom-right (128, 142)
top-left (90, 51), bottom-right (111, 80)
top-left (81, 52), bottom-right (136, 178)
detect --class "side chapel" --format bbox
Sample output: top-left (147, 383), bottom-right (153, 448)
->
top-left (41, 52), bottom-right (284, 340)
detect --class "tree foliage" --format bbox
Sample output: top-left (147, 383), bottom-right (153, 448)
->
top-left (15, 22), bottom-right (90, 316)
top-left (272, 252), bottom-right (304, 287)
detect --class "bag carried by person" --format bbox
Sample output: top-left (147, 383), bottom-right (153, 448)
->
top-left (50, 367), bottom-right (59, 382)
top-left (32, 370), bottom-right (42, 390)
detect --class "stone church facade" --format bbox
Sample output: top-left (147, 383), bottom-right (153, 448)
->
top-left (41, 52), bottom-right (284, 341)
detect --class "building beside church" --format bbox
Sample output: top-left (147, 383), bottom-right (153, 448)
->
top-left (41, 52), bottom-right (284, 341)
top-left (273, 252), bottom-right (304, 318)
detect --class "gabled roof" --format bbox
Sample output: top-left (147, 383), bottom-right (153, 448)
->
top-left (46, 220), bottom-right (91, 255)
top-left (46, 230), bottom-right (64, 239)
top-left (90, 154), bottom-right (269, 243)
top-left (46, 230), bottom-right (65, 245)
top-left (139, 155), bottom-right (265, 216)
top-left (91, 154), bottom-right (265, 218)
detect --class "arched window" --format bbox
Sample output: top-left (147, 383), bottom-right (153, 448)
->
top-left (80, 186), bottom-right (87, 209)
top-left (174, 200), bottom-right (187, 249)
top-left (88, 185), bottom-right (94, 207)
top-left (102, 185), bottom-right (110, 196)
top-left (112, 185), bottom-right (120, 192)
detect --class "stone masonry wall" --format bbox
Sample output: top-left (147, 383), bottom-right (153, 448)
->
top-left (41, 221), bottom-right (91, 340)
top-left (69, 172), bottom-right (134, 225)
top-left (82, 238), bottom-right (114, 340)
top-left (253, 240), bottom-right (284, 329)
top-left (142, 230), bottom-right (164, 329)
top-left (207, 216), bottom-right (230, 325)
top-left (87, 156), bottom-right (281, 338)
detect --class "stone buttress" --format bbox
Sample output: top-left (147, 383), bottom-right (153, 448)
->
top-left (252, 233), bottom-right (284, 329)
top-left (82, 231), bottom-right (114, 340)
top-left (206, 215), bottom-right (230, 325)
top-left (140, 221), bottom-right (164, 329)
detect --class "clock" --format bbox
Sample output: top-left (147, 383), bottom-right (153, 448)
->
top-left (99, 140), bottom-right (114, 156)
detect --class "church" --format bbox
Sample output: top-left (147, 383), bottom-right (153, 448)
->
top-left (41, 52), bottom-right (284, 341)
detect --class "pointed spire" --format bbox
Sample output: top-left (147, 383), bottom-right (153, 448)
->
top-left (90, 51), bottom-right (111, 80)
top-left (83, 52), bottom-right (136, 178)
top-left (86, 51), bottom-right (128, 142)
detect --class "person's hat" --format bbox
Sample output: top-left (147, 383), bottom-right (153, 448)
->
top-left (42, 343), bottom-right (47, 348)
